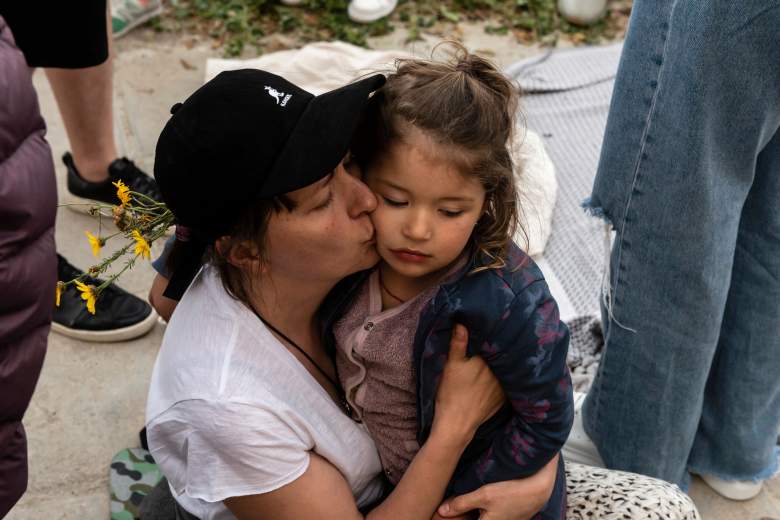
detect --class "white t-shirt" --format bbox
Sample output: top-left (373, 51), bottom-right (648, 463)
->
top-left (146, 266), bottom-right (385, 520)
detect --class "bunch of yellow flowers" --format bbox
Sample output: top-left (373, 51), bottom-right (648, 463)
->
top-left (57, 180), bottom-right (173, 314)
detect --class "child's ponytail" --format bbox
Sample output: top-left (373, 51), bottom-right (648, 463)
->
top-left (450, 45), bottom-right (519, 146)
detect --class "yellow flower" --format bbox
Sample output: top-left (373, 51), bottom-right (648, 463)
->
top-left (74, 280), bottom-right (97, 315)
top-left (112, 180), bottom-right (131, 207)
top-left (85, 231), bottom-right (104, 257)
top-left (55, 281), bottom-right (65, 307)
top-left (132, 229), bottom-right (151, 259)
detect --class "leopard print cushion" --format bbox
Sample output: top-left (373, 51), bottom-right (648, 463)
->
top-left (566, 462), bottom-right (701, 519)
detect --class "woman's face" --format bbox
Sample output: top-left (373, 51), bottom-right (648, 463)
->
top-left (264, 156), bottom-right (379, 285)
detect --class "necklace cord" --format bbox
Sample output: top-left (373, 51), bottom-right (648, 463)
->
top-left (378, 269), bottom-right (406, 303)
top-left (248, 305), bottom-right (351, 415)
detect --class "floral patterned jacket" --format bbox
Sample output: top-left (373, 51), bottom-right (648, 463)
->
top-left (322, 243), bottom-right (573, 518)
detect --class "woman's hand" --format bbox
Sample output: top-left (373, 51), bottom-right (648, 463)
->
top-left (436, 454), bottom-right (560, 520)
top-left (432, 324), bottom-right (505, 442)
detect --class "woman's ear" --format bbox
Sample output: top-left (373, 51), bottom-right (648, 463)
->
top-left (218, 237), bottom-right (266, 274)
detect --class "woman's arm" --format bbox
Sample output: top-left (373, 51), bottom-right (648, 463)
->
top-left (148, 273), bottom-right (177, 322)
top-left (225, 325), bottom-right (505, 520)
top-left (147, 235), bottom-right (178, 321)
top-left (226, 430), bottom-right (471, 520)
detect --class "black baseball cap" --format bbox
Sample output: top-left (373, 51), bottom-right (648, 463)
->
top-left (155, 68), bottom-right (385, 239)
top-left (154, 69), bottom-right (385, 299)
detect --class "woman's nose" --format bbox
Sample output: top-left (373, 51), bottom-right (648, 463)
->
top-left (345, 172), bottom-right (377, 218)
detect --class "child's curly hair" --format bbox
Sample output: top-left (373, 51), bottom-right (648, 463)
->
top-left (353, 41), bottom-right (525, 272)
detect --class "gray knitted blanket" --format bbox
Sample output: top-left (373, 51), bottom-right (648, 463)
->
top-left (506, 44), bottom-right (623, 391)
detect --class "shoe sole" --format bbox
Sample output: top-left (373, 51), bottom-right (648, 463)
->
top-left (51, 308), bottom-right (159, 343)
top-left (697, 474), bottom-right (763, 501)
top-left (113, 5), bottom-right (164, 39)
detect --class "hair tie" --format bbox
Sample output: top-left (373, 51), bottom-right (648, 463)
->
top-left (456, 59), bottom-right (474, 74)
top-left (175, 225), bottom-right (192, 242)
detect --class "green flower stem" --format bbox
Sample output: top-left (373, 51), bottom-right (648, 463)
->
top-left (96, 256), bottom-right (138, 294)
top-left (59, 192), bottom-right (176, 308)
top-left (129, 190), bottom-right (162, 207)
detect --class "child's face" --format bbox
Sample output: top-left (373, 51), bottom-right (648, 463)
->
top-left (365, 129), bottom-right (486, 282)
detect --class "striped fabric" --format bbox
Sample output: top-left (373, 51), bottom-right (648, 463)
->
top-left (506, 44), bottom-right (623, 317)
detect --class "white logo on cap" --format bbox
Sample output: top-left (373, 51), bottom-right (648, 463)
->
top-left (265, 86), bottom-right (292, 107)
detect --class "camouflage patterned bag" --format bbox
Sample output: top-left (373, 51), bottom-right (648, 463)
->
top-left (109, 448), bottom-right (163, 520)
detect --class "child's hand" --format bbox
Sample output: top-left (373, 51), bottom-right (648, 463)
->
top-left (436, 454), bottom-right (560, 520)
top-left (432, 324), bottom-right (505, 442)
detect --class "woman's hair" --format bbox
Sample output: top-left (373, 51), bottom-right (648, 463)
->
top-left (166, 195), bottom-right (295, 308)
top-left (353, 41), bottom-right (525, 272)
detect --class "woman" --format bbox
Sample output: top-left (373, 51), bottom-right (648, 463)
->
top-left (145, 68), bottom-right (561, 520)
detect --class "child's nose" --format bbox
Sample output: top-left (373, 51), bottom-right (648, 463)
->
top-left (403, 211), bottom-right (432, 241)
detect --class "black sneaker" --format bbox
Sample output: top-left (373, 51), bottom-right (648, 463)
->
top-left (53, 254), bottom-right (158, 342)
top-left (64, 151), bottom-right (162, 213)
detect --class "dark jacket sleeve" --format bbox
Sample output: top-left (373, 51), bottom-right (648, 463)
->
top-left (457, 279), bottom-right (573, 489)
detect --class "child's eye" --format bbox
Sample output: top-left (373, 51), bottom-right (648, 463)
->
top-left (440, 209), bottom-right (464, 218)
top-left (382, 196), bottom-right (407, 207)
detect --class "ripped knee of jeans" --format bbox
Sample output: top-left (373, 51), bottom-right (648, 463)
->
top-left (581, 197), bottom-right (637, 334)
top-left (581, 197), bottom-right (611, 222)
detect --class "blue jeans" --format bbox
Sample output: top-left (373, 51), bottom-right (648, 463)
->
top-left (582, 0), bottom-right (780, 489)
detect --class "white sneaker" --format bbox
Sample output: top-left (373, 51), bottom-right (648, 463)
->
top-left (557, 0), bottom-right (607, 26)
top-left (562, 391), bottom-right (606, 467)
top-left (279, 0), bottom-right (304, 5)
top-left (111, 0), bottom-right (163, 39)
top-left (698, 474), bottom-right (763, 501)
top-left (348, 0), bottom-right (397, 23)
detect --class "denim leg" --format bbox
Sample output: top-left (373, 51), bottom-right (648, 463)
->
top-left (689, 128), bottom-right (780, 482)
top-left (581, 0), bottom-right (780, 488)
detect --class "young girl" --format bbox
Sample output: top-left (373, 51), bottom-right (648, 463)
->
top-left (327, 44), bottom-right (573, 518)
